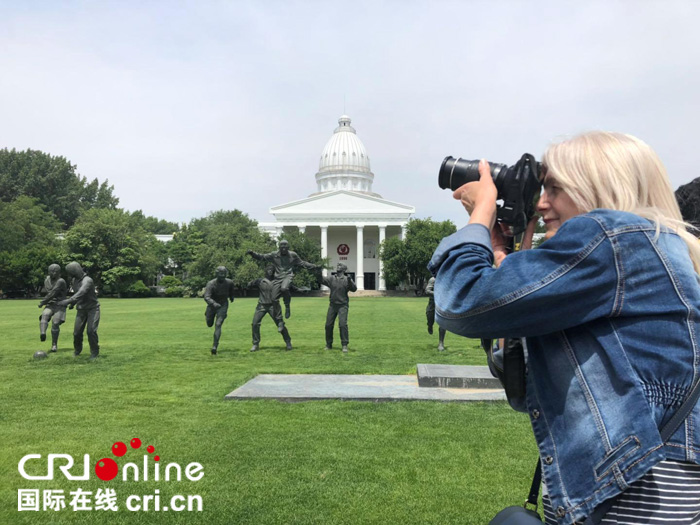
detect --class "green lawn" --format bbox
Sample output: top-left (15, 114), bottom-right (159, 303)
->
top-left (1, 297), bottom-right (538, 524)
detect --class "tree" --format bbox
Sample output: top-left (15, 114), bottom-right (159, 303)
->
top-left (379, 218), bottom-right (456, 290)
top-left (63, 208), bottom-right (162, 295)
top-left (0, 197), bottom-right (63, 295)
top-left (176, 210), bottom-right (277, 293)
top-left (0, 148), bottom-right (118, 228)
top-left (129, 210), bottom-right (179, 235)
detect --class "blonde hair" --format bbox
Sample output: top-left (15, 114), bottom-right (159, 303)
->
top-left (542, 131), bottom-right (700, 272)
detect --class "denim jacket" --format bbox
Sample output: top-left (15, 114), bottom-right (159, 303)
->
top-left (428, 209), bottom-right (700, 525)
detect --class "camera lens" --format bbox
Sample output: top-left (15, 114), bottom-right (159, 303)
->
top-left (438, 157), bottom-right (508, 191)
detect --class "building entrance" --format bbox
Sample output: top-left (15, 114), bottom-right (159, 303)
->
top-left (364, 272), bottom-right (376, 290)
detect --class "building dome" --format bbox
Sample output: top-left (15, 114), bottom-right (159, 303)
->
top-left (314, 115), bottom-right (379, 196)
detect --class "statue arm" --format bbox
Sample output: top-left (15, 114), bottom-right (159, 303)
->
top-left (348, 279), bottom-right (358, 292)
top-left (229, 282), bottom-right (235, 303)
top-left (65, 277), bottom-right (91, 304)
top-left (292, 253), bottom-right (318, 270)
top-left (39, 279), bottom-right (53, 306)
top-left (425, 278), bottom-right (435, 297)
top-left (203, 283), bottom-right (217, 307)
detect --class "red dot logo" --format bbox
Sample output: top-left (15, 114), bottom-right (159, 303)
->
top-left (337, 244), bottom-right (350, 256)
top-left (130, 438), bottom-right (141, 449)
top-left (147, 445), bottom-right (155, 454)
top-left (95, 458), bottom-right (119, 481)
top-left (112, 441), bottom-right (127, 457)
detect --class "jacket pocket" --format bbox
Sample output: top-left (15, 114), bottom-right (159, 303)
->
top-left (594, 436), bottom-right (641, 480)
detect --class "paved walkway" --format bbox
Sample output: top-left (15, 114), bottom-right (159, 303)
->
top-left (225, 370), bottom-right (506, 402)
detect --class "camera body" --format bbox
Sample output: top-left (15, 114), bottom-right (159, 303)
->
top-left (438, 153), bottom-right (543, 236)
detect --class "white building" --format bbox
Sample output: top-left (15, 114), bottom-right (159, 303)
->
top-left (259, 115), bottom-right (415, 291)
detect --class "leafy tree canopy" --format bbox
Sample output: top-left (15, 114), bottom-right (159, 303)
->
top-left (379, 217), bottom-right (456, 290)
top-left (0, 148), bottom-right (118, 228)
top-left (174, 210), bottom-right (277, 292)
top-left (63, 208), bottom-right (164, 294)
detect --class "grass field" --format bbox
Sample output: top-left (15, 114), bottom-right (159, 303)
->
top-left (1, 297), bottom-right (538, 524)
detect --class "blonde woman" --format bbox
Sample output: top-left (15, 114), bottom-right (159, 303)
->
top-left (429, 132), bottom-right (700, 524)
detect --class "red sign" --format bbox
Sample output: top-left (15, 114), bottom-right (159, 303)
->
top-left (337, 244), bottom-right (350, 256)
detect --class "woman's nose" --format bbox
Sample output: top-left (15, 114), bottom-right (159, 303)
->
top-left (537, 193), bottom-right (549, 212)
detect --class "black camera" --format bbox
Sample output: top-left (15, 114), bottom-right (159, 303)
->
top-left (438, 153), bottom-right (543, 236)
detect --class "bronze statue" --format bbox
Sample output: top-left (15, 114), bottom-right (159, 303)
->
top-left (425, 277), bottom-right (446, 351)
top-left (248, 265), bottom-right (292, 352)
top-left (57, 262), bottom-right (101, 359)
top-left (247, 239), bottom-right (318, 319)
top-left (38, 264), bottom-right (67, 353)
top-left (321, 263), bottom-right (357, 353)
top-left (203, 266), bottom-right (235, 355)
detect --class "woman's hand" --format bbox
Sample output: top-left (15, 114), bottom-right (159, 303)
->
top-left (453, 159), bottom-right (498, 230)
top-left (491, 225), bottom-right (510, 267)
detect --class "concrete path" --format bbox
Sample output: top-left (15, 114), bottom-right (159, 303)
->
top-left (225, 371), bottom-right (506, 402)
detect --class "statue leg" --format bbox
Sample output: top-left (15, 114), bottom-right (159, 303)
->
top-left (205, 306), bottom-right (215, 328)
top-left (272, 301), bottom-right (285, 332)
top-left (86, 307), bottom-right (100, 358)
top-left (426, 301), bottom-right (435, 335)
top-left (325, 305), bottom-right (338, 348)
top-left (251, 304), bottom-right (265, 348)
top-left (73, 310), bottom-right (88, 356)
top-left (211, 303), bottom-right (228, 354)
top-left (438, 328), bottom-right (446, 351)
top-left (50, 308), bottom-right (65, 352)
top-left (50, 323), bottom-right (60, 352)
top-left (338, 305), bottom-right (350, 349)
top-left (213, 317), bottom-right (225, 350)
top-left (40, 308), bottom-right (51, 341)
top-left (279, 275), bottom-right (293, 318)
top-left (271, 304), bottom-right (291, 348)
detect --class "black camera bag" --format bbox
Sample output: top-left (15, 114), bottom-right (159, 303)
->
top-left (483, 337), bottom-right (528, 413)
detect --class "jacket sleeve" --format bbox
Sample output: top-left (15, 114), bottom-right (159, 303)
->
top-left (428, 217), bottom-right (618, 339)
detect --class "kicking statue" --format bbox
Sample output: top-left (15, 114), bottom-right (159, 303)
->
top-left (203, 266), bottom-right (235, 355)
top-left (38, 263), bottom-right (67, 353)
top-left (246, 239), bottom-right (318, 319)
top-left (57, 262), bottom-right (101, 359)
top-left (425, 277), bottom-right (446, 351)
top-left (321, 263), bottom-right (357, 353)
top-left (248, 265), bottom-right (292, 352)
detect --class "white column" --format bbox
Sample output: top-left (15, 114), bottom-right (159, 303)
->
top-left (276, 226), bottom-right (284, 240)
top-left (356, 225), bottom-right (364, 290)
top-left (400, 223), bottom-right (407, 240)
top-left (298, 225), bottom-right (306, 234)
top-left (320, 225), bottom-right (329, 290)
top-left (378, 225), bottom-right (386, 291)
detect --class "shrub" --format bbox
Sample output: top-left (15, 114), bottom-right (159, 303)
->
top-left (159, 275), bottom-right (182, 288)
top-left (165, 286), bottom-right (185, 297)
top-left (125, 280), bottom-right (152, 298)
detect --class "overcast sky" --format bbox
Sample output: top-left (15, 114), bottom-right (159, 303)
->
top-left (2, 1), bottom-right (699, 229)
